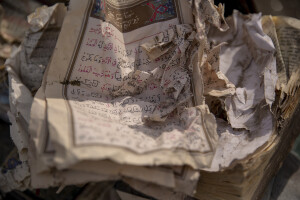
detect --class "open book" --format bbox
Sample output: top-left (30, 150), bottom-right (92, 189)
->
top-left (2, 0), bottom-right (300, 199)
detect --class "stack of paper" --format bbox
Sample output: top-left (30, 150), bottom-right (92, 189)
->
top-left (1, 0), bottom-right (300, 199)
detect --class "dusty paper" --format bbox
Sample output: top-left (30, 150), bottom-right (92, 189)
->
top-left (21, 3), bottom-right (118, 189)
top-left (20, 4), bottom-right (67, 92)
top-left (30, 71), bottom-right (198, 194)
top-left (279, 71), bottom-right (300, 120)
top-left (5, 2), bottom-right (67, 153)
top-left (0, 148), bottom-right (30, 193)
top-left (0, 48), bottom-right (33, 192)
top-left (29, 85), bottom-right (130, 190)
top-left (30, 82), bottom-right (198, 194)
top-left (4, 2), bottom-right (67, 165)
top-left (20, 2), bottom-right (200, 193)
top-left (43, 0), bottom-right (220, 170)
top-left (30, 71), bottom-right (199, 194)
top-left (6, 62), bottom-right (32, 161)
top-left (5, 3), bottom-right (67, 160)
top-left (273, 16), bottom-right (300, 81)
top-left (262, 16), bottom-right (287, 89)
top-left (202, 44), bottom-right (235, 98)
top-left (1, 4), bottom-right (70, 192)
top-left (205, 11), bottom-right (277, 170)
top-left (191, 0), bottom-right (232, 101)
top-left (30, 82), bottom-right (198, 192)
top-left (29, 74), bottom-right (120, 189)
top-left (272, 16), bottom-right (300, 120)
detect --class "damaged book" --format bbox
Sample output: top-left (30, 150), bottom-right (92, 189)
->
top-left (1, 0), bottom-right (300, 200)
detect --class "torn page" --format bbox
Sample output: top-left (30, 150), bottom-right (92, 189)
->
top-left (31, 65), bottom-right (199, 194)
top-left (30, 81), bottom-right (198, 192)
top-left (279, 70), bottom-right (300, 120)
top-left (41, 0), bottom-right (220, 171)
top-left (28, 72), bottom-right (119, 189)
top-left (210, 113), bottom-right (273, 170)
top-left (205, 10), bottom-right (277, 170)
top-left (3, 0), bottom-right (289, 197)
top-left (30, 71), bottom-right (199, 195)
top-left (19, 3), bottom-right (119, 190)
top-left (6, 64), bottom-right (32, 161)
top-left (209, 10), bottom-right (277, 130)
top-left (1, 3), bottom-right (69, 192)
top-left (190, 0), bottom-right (230, 106)
top-left (20, 4), bottom-right (67, 92)
top-left (0, 148), bottom-right (30, 193)
top-left (29, 84), bottom-right (120, 189)
top-left (4, 3), bottom-right (67, 163)
top-left (202, 44), bottom-right (235, 98)
top-left (272, 16), bottom-right (300, 120)
top-left (30, 81), bottom-right (199, 194)
top-left (262, 16), bottom-right (287, 89)
top-left (273, 16), bottom-right (300, 81)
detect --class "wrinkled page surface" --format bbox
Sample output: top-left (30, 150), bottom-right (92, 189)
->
top-left (44, 0), bottom-right (219, 170)
top-left (207, 11), bottom-right (277, 170)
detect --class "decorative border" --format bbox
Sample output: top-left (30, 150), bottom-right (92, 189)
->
top-left (91, 0), bottom-right (178, 33)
